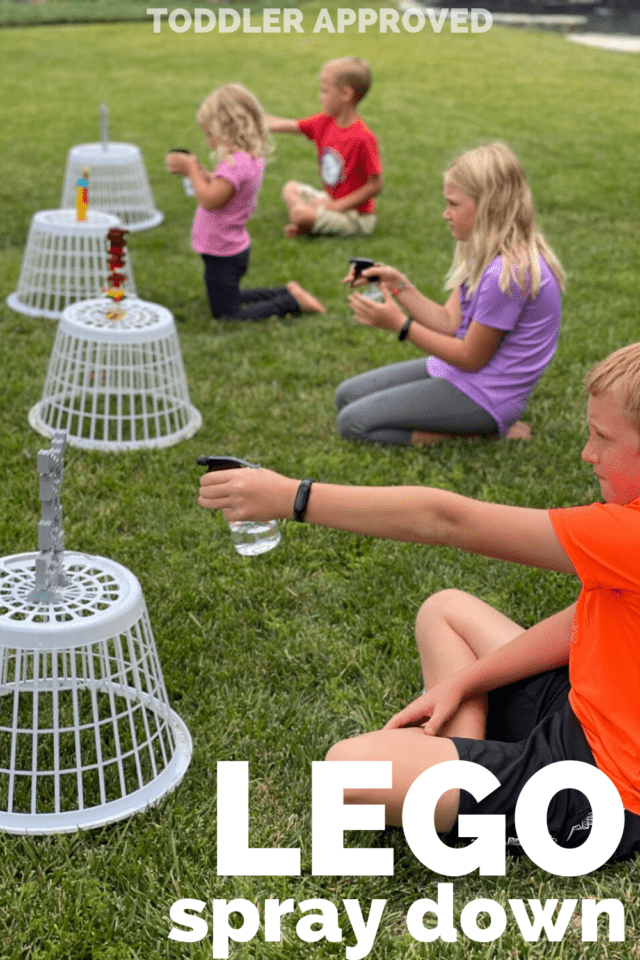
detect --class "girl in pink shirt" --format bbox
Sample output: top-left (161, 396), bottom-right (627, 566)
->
top-left (166, 84), bottom-right (324, 321)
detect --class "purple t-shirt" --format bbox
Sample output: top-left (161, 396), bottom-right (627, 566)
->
top-left (426, 255), bottom-right (562, 435)
top-left (191, 151), bottom-right (265, 257)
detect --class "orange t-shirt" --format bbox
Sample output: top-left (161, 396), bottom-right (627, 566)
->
top-left (550, 498), bottom-right (640, 814)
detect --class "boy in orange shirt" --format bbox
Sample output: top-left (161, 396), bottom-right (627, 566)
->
top-left (198, 343), bottom-right (640, 863)
top-left (265, 56), bottom-right (383, 237)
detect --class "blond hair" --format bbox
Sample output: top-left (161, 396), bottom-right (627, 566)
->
top-left (444, 143), bottom-right (565, 297)
top-left (323, 57), bottom-right (372, 103)
top-left (585, 343), bottom-right (640, 430)
top-left (196, 83), bottom-right (273, 160)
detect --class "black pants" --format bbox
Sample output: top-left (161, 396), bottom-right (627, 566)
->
top-left (449, 668), bottom-right (640, 862)
top-left (201, 249), bottom-right (300, 321)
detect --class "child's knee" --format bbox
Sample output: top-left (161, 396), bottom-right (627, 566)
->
top-left (337, 406), bottom-right (367, 442)
top-left (334, 381), bottom-right (348, 412)
top-left (282, 180), bottom-right (301, 203)
top-left (415, 589), bottom-right (473, 633)
top-left (325, 736), bottom-right (369, 763)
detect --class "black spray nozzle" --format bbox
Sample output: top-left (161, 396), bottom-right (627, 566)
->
top-left (197, 455), bottom-right (260, 472)
top-left (349, 257), bottom-right (380, 284)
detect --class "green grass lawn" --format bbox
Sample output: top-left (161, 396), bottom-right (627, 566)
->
top-left (0, 0), bottom-right (272, 28)
top-left (1, 6), bottom-right (640, 958)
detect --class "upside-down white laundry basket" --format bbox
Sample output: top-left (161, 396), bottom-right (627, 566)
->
top-left (0, 550), bottom-right (192, 834)
top-left (6, 209), bottom-right (136, 320)
top-left (29, 297), bottom-right (202, 451)
top-left (61, 143), bottom-right (163, 232)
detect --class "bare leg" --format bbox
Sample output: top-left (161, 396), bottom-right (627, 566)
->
top-left (286, 202), bottom-right (317, 235)
top-left (415, 589), bottom-right (523, 738)
top-left (325, 728), bottom-right (460, 830)
top-left (285, 281), bottom-right (325, 314)
top-left (325, 589), bottom-right (522, 828)
top-left (281, 181), bottom-right (316, 236)
top-left (281, 180), bottom-right (302, 207)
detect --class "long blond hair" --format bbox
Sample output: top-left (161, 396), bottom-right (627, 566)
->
top-left (196, 83), bottom-right (273, 161)
top-left (445, 143), bottom-right (565, 297)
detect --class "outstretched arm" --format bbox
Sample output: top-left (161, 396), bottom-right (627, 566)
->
top-left (264, 114), bottom-right (301, 134)
top-left (198, 468), bottom-right (577, 574)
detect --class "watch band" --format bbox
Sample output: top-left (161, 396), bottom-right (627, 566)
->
top-left (293, 478), bottom-right (314, 522)
top-left (398, 317), bottom-right (413, 341)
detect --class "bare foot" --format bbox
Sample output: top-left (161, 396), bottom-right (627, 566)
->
top-left (410, 429), bottom-right (493, 445)
top-left (411, 422), bottom-right (532, 445)
top-left (505, 420), bottom-right (533, 440)
top-left (286, 281), bottom-right (325, 314)
top-left (410, 430), bottom-right (455, 446)
top-left (284, 223), bottom-right (301, 238)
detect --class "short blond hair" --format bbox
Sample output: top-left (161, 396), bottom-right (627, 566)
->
top-left (585, 343), bottom-right (640, 430)
top-left (323, 57), bottom-right (372, 103)
top-left (445, 142), bottom-right (565, 298)
top-left (197, 83), bottom-right (273, 160)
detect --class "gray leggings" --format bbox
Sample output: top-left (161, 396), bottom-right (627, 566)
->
top-left (335, 359), bottom-right (498, 445)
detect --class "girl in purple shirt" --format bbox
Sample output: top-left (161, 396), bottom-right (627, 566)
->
top-left (166, 84), bottom-right (324, 321)
top-left (337, 143), bottom-right (565, 443)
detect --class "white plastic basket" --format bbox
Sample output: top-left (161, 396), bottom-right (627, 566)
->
top-left (61, 143), bottom-right (163, 232)
top-left (6, 209), bottom-right (136, 320)
top-left (0, 550), bottom-right (192, 834)
top-left (29, 297), bottom-right (202, 451)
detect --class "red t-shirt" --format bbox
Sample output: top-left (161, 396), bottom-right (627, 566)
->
top-left (549, 498), bottom-right (640, 814)
top-left (297, 113), bottom-right (382, 214)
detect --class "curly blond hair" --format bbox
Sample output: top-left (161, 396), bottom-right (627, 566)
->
top-left (196, 83), bottom-right (273, 160)
top-left (444, 142), bottom-right (565, 298)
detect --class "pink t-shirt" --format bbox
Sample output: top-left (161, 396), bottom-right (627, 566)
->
top-left (191, 151), bottom-right (265, 257)
top-left (426, 255), bottom-right (562, 435)
top-left (297, 114), bottom-right (381, 214)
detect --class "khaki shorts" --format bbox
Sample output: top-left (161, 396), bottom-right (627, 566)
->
top-left (295, 183), bottom-right (377, 237)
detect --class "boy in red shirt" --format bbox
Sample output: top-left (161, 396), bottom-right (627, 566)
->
top-left (265, 57), bottom-right (383, 237)
top-left (198, 343), bottom-right (640, 863)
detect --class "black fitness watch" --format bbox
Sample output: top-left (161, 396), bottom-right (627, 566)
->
top-left (398, 317), bottom-right (413, 341)
top-left (293, 478), bottom-right (314, 522)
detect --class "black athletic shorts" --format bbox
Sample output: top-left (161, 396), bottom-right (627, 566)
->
top-left (446, 667), bottom-right (640, 863)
